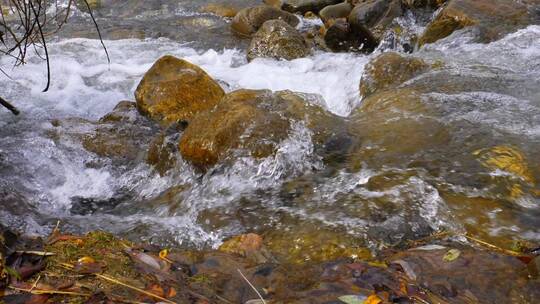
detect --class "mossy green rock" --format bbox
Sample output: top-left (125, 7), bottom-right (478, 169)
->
top-left (247, 19), bottom-right (309, 61)
top-left (419, 0), bottom-right (533, 45)
top-left (135, 55), bottom-right (225, 125)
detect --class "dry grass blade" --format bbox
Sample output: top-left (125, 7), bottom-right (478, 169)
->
top-left (16, 251), bottom-right (56, 256)
top-left (461, 234), bottom-right (522, 256)
top-left (8, 285), bottom-right (90, 296)
top-left (237, 269), bottom-right (266, 304)
top-left (59, 262), bottom-right (177, 304)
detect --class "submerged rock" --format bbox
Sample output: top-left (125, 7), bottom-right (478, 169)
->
top-left (82, 101), bottom-right (157, 163)
top-left (360, 51), bottom-right (429, 97)
top-left (324, 19), bottom-right (378, 52)
top-left (419, 0), bottom-right (536, 45)
top-left (348, 0), bottom-right (403, 40)
top-left (390, 245), bottom-right (540, 303)
top-left (179, 89), bottom-right (346, 169)
top-left (247, 20), bottom-right (310, 61)
top-left (134, 55), bottom-right (225, 126)
top-left (281, 0), bottom-right (343, 14)
top-left (199, 3), bottom-right (239, 18)
top-left (231, 5), bottom-right (299, 37)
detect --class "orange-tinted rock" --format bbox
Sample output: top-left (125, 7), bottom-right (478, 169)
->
top-left (135, 55), bottom-right (225, 125)
top-left (179, 89), bottom-right (347, 169)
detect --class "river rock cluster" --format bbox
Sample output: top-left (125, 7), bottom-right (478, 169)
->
top-left (6, 0), bottom-right (539, 302)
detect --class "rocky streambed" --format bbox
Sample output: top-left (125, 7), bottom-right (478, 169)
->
top-left (1, 0), bottom-right (540, 303)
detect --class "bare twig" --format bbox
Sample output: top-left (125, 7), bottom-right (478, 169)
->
top-left (0, 0), bottom-right (110, 110)
top-left (237, 269), bottom-right (267, 304)
top-left (8, 285), bottom-right (90, 296)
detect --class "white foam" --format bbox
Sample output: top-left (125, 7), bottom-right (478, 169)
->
top-left (0, 38), bottom-right (368, 119)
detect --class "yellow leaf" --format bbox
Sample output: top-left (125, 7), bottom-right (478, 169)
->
top-left (443, 249), bottom-right (461, 262)
top-left (77, 256), bottom-right (95, 264)
top-left (364, 294), bottom-right (382, 304)
top-left (159, 249), bottom-right (169, 259)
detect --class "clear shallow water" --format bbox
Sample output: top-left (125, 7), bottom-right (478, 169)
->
top-left (0, 2), bottom-right (539, 250)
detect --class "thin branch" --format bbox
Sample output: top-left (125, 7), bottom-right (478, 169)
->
top-left (0, 95), bottom-right (20, 115)
top-left (237, 269), bottom-right (267, 304)
top-left (82, 0), bottom-right (110, 65)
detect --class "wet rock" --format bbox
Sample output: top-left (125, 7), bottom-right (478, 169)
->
top-left (324, 19), bottom-right (378, 52)
top-left (179, 89), bottom-right (346, 169)
top-left (389, 246), bottom-right (540, 303)
top-left (99, 101), bottom-right (142, 124)
top-left (219, 233), bottom-right (264, 256)
top-left (319, 2), bottom-right (353, 24)
top-left (179, 89), bottom-right (290, 169)
top-left (402, 0), bottom-right (447, 9)
top-left (231, 5), bottom-right (299, 37)
top-left (75, 0), bottom-right (101, 11)
top-left (200, 3), bottom-right (238, 18)
top-left (52, 101), bottom-right (153, 165)
top-left (82, 105), bottom-right (156, 163)
top-left (265, 224), bottom-right (372, 264)
top-left (247, 20), bottom-right (310, 61)
top-left (360, 52), bottom-right (429, 97)
top-left (419, 0), bottom-right (535, 45)
top-left (134, 55), bottom-right (225, 126)
top-left (348, 88), bottom-right (450, 169)
top-left (264, 0), bottom-right (283, 8)
top-left (348, 0), bottom-right (403, 40)
top-left (147, 132), bottom-right (180, 175)
top-left (281, 0), bottom-right (343, 14)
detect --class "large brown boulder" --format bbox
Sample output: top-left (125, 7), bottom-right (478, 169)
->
top-left (179, 89), bottom-right (346, 169)
top-left (231, 5), bottom-right (299, 37)
top-left (134, 55), bottom-right (225, 126)
top-left (419, 0), bottom-right (536, 45)
top-left (360, 52), bottom-right (429, 97)
top-left (247, 20), bottom-right (310, 61)
top-left (348, 0), bottom-right (403, 40)
top-left (281, 0), bottom-right (343, 14)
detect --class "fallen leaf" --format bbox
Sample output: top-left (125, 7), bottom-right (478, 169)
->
top-left (364, 294), bottom-right (382, 304)
top-left (443, 249), bottom-right (461, 262)
top-left (77, 256), bottom-right (96, 264)
top-left (159, 249), bottom-right (169, 260)
top-left (391, 259), bottom-right (417, 280)
top-left (413, 245), bottom-right (447, 251)
top-left (338, 295), bottom-right (367, 304)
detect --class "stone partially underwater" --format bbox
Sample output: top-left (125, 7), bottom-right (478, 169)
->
top-left (1, 0), bottom-right (540, 302)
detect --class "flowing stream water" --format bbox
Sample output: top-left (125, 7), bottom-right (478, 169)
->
top-left (1, 0), bottom-right (539, 252)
